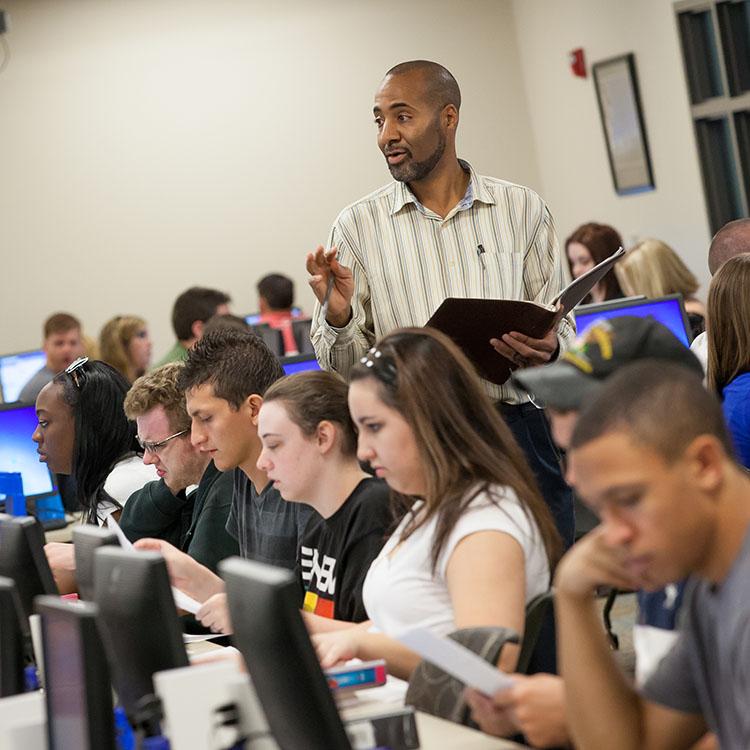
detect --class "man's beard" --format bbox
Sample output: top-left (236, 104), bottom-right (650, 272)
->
top-left (387, 127), bottom-right (446, 183)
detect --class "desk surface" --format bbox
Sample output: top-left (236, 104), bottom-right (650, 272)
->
top-left (186, 642), bottom-right (527, 749)
top-left (415, 712), bottom-right (527, 748)
top-left (44, 514), bottom-right (79, 543)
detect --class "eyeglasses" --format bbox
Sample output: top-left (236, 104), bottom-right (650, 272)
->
top-left (65, 356), bottom-right (89, 388)
top-left (136, 429), bottom-right (189, 455)
top-left (359, 347), bottom-right (397, 386)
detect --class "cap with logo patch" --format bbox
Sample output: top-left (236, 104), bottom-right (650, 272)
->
top-left (512, 316), bottom-right (704, 412)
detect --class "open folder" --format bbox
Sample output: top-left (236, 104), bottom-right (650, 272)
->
top-left (426, 247), bottom-right (625, 385)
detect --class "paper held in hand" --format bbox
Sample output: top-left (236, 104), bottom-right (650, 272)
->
top-left (426, 247), bottom-right (625, 385)
top-left (105, 515), bottom-right (202, 615)
top-left (396, 627), bottom-right (514, 696)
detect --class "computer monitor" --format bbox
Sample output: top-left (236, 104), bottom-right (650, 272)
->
top-left (36, 596), bottom-right (116, 750)
top-left (574, 293), bottom-right (693, 347)
top-left (0, 515), bottom-right (58, 627)
top-left (93, 548), bottom-right (188, 722)
top-left (0, 577), bottom-right (26, 698)
top-left (221, 557), bottom-right (352, 750)
top-left (280, 353), bottom-right (322, 376)
top-left (0, 402), bottom-right (57, 502)
top-left (72, 526), bottom-right (118, 602)
top-left (0, 350), bottom-right (46, 404)
top-left (245, 308), bottom-right (303, 326)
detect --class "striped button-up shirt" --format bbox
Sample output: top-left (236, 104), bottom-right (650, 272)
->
top-left (311, 161), bottom-right (576, 404)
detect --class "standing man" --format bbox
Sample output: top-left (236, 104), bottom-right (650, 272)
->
top-left (308, 60), bottom-right (576, 544)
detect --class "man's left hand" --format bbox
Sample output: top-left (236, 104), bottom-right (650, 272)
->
top-left (490, 328), bottom-right (559, 369)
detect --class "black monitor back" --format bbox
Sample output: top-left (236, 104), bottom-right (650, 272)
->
top-left (36, 596), bottom-right (116, 750)
top-left (92, 548), bottom-right (188, 720)
top-left (0, 576), bottom-right (26, 697)
top-left (221, 557), bottom-right (352, 750)
top-left (0, 514), bottom-right (58, 626)
top-left (72, 526), bottom-right (118, 601)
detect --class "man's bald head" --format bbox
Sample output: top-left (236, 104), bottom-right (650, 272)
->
top-left (382, 60), bottom-right (461, 113)
top-left (708, 218), bottom-right (750, 275)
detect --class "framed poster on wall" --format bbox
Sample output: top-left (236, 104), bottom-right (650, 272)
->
top-left (592, 53), bottom-right (655, 195)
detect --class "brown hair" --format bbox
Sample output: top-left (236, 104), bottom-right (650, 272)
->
top-left (123, 362), bottom-right (191, 433)
top-left (350, 328), bottom-right (562, 573)
top-left (43, 312), bottom-right (81, 338)
top-left (565, 222), bottom-right (624, 301)
top-left (263, 371), bottom-right (357, 457)
top-left (99, 315), bottom-right (148, 383)
top-left (707, 254), bottom-right (750, 394)
top-left (616, 238), bottom-right (700, 300)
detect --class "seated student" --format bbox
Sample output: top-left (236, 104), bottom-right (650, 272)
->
top-left (119, 363), bottom-right (238, 573)
top-left (34, 358), bottom-right (157, 592)
top-left (134, 329), bottom-right (313, 598)
top-left (690, 218), bottom-right (750, 369)
top-left (201, 313), bottom-right (252, 337)
top-left (565, 222), bottom-right (625, 304)
top-left (615, 238), bottom-right (707, 339)
top-left (154, 286), bottom-right (232, 367)
top-left (197, 370), bottom-right (392, 634)
top-left (260, 371), bottom-right (390, 623)
top-left (707, 255), bottom-right (750, 470)
top-left (312, 329), bottom-right (560, 681)
top-left (18, 312), bottom-right (85, 403)
top-left (99, 315), bottom-right (153, 384)
top-left (466, 317), bottom-right (704, 748)
top-left (257, 272), bottom-right (304, 355)
top-left (554, 363), bottom-right (750, 749)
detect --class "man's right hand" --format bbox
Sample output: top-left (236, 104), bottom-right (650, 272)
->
top-left (306, 245), bottom-right (354, 328)
top-left (554, 526), bottom-right (638, 601)
top-left (133, 538), bottom-right (224, 603)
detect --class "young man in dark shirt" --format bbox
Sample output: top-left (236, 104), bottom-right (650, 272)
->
top-left (120, 362), bottom-right (238, 573)
top-left (135, 329), bottom-right (312, 610)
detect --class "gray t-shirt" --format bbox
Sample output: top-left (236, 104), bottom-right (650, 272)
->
top-left (642, 525), bottom-right (750, 747)
top-left (226, 468), bottom-right (315, 570)
top-left (18, 365), bottom-right (54, 404)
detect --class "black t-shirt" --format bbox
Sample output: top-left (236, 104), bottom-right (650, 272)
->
top-left (226, 469), bottom-right (314, 570)
top-left (297, 477), bottom-right (391, 623)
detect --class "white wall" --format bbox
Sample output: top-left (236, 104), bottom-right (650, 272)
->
top-left (0, 0), bottom-right (540, 356)
top-left (511, 0), bottom-right (713, 293)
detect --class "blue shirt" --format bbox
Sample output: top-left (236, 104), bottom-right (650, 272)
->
top-left (722, 372), bottom-right (750, 470)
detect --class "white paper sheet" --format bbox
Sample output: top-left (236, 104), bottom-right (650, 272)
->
top-left (105, 515), bottom-right (203, 615)
top-left (397, 628), bottom-right (515, 696)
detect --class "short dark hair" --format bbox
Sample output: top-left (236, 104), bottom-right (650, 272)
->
top-left (171, 287), bottom-right (231, 341)
top-left (570, 362), bottom-right (733, 461)
top-left (178, 328), bottom-right (284, 409)
top-left (257, 273), bottom-right (294, 311)
top-left (385, 60), bottom-right (461, 112)
top-left (44, 312), bottom-right (81, 338)
top-left (202, 313), bottom-right (251, 338)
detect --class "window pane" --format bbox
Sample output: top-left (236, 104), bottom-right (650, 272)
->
top-left (717, 0), bottom-right (750, 96)
top-left (678, 9), bottom-right (725, 103)
top-left (734, 109), bottom-right (750, 208)
top-left (695, 117), bottom-right (744, 232)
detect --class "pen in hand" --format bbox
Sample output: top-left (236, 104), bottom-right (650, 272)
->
top-left (320, 273), bottom-right (335, 323)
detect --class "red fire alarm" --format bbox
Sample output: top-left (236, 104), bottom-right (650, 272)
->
top-left (569, 48), bottom-right (586, 78)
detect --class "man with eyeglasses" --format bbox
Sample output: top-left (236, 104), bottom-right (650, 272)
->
top-left (119, 362), bottom-right (238, 574)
